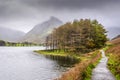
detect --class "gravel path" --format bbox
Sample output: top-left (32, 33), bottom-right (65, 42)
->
top-left (91, 50), bottom-right (116, 80)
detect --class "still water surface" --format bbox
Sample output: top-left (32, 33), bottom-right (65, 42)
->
top-left (0, 47), bottom-right (70, 80)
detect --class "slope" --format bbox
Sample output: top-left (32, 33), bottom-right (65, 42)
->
top-left (106, 36), bottom-right (120, 80)
top-left (23, 16), bottom-right (63, 43)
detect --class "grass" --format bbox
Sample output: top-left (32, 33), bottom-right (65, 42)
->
top-left (34, 49), bottom-right (81, 61)
top-left (35, 50), bottom-right (68, 56)
top-left (82, 53), bottom-right (101, 80)
top-left (106, 44), bottom-right (120, 80)
top-left (105, 38), bottom-right (120, 80)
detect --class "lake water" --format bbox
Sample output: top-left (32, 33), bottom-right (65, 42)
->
top-left (0, 47), bottom-right (70, 80)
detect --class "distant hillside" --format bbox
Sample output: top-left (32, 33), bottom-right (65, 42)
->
top-left (109, 35), bottom-right (120, 45)
top-left (106, 27), bottom-right (120, 39)
top-left (112, 35), bottom-right (120, 40)
top-left (0, 27), bottom-right (25, 42)
top-left (22, 16), bottom-right (63, 43)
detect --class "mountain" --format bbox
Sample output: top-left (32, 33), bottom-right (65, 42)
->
top-left (22, 16), bottom-right (63, 43)
top-left (106, 27), bottom-right (120, 39)
top-left (0, 27), bottom-right (25, 42)
top-left (112, 34), bottom-right (120, 40)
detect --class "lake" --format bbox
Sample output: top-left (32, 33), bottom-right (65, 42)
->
top-left (0, 47), bottom-right (72, 80)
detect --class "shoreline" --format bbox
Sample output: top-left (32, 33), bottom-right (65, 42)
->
top-left (35, 49), bottom-right (101, 80)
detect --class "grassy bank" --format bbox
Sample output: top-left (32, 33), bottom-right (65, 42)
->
top-left (35, 50), bottom-right (71, 57)
top-left (35, 49), bottom-right (101, 80)
top-left (34, 50), bottom-right (81, 67)
top-left (106, 44), bottom-right (120, 80)
top-left (35, 50), bottom-right (80, 60)
top-left (56, 50), bottom-right (101, 80)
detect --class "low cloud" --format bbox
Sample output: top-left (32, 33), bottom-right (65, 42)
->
top-left (0, 0), bottom-right (120, 32)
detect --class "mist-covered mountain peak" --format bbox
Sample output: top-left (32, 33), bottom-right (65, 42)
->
top-left (49, 16), bottom-right (62, 23)
top-left (22, 16), bottom-right (63, 43)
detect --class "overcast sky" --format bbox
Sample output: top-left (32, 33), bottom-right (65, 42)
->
top-left (0, 0), bottom-right (120, 33)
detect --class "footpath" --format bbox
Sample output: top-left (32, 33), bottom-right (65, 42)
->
top-left (91, 50), bottom-right (116, 80)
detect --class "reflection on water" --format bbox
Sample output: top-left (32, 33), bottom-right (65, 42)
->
top-left (45, 55), bottom-right (79, 67)
top-left (0, 47), bottom-right (76, 80)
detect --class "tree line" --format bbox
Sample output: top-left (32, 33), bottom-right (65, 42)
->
top-left (45, 19), bottom-right (107, 53)
top-left (0, 40), bottom-right (39, 46)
